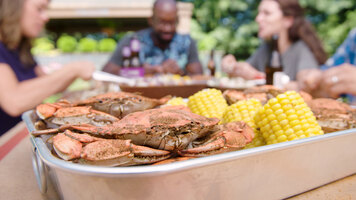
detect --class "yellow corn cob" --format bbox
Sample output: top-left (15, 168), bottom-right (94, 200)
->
top-left (165, 97), bottom-right (188, 107)
top-left (222, 98), bottom-right (265, 148)
top-left (188, 88), bottom-right (228, 119)
top-left (255, 91), bottom-right (324, 145)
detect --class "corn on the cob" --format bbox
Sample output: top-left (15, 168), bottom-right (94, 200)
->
top-left (188, 88), bottom-right (228, 119)
top-left (255, 91), bottom-right (323, 145)
top-left (165, 97), bottom-right (188, 107)
top-left (222, 98), bottom-right (265, 148)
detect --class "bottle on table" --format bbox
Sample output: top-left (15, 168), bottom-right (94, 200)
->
top-left (120, 34), bottom-right (144, 78)
top-left (265, 34), bottom-right (284, 85)
top-left (122, 46), bottom-right (131, 68)
top-left (207, 50), bottom-right (216, 77)
top-left (130, 35), bottom-right (141, 68)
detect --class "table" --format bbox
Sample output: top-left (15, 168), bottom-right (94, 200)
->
top-left (1, 122), bottom-right (356, 200)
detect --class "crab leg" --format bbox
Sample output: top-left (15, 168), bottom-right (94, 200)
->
top-left (178, 121), bottom-right (254, 157)
top-left (32, 128), bottom-right (60, 136)
top-left (31, 124), bottom-right (83, 136)
top-left (130, 144), bottom-right (172, 165)
top-left (80, 140), bottom-right (171, 166)
top-left (178, 130), bottom-right (246, 157)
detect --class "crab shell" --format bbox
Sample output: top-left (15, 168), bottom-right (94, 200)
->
top-left (35, 104), bottom-right (119, 129)
top-left (74, 92), bottom-right (171, 119)
top-left (69, 106), bottom-right (220, 151)
top-left (307, 98), bottom-right (356, 133)
top-left (223, 85), bottom-right (312, 105)
top-left (52, 130), bottom-right (171, 166)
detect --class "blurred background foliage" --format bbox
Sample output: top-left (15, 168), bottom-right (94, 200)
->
top-left (33, 0), bottom-right (356, 61)
top-left (180, 0), bottom-right (356, 61)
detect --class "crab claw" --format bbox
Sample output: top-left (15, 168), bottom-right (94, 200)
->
top-left (52, 131), bottom-right (83, 160)
top-left (178, 121), bottom-right (254, 157)
top-left (80, 140), bottom-right (171, 166)
top-left (32, 128), bottom-right (61, 136)
top-left (130, 144), bottom-right (172, 166)
top-left (36, 103), bottom-right (58, 120)
top-left (36, 100), bottom-right (73, 119)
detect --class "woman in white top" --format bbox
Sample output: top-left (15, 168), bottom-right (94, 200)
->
top-left (222, 0), bottom-right (327, 83)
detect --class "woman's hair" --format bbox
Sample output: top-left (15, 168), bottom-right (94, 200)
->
top-left (275, 0), bottom-right (327, 65)
top-left (0, 0), bottom-right (35, 66)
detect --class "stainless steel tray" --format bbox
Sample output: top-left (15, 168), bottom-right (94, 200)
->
top-left (22, 110), bottom-right (356, 200)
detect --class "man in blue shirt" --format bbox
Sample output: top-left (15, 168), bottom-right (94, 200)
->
top-left (297, 28), bottom-right (356, 103)
top-left (103, 0), bottom-right (202, 76)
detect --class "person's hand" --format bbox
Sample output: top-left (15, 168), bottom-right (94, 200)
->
top-left (65, 61), bottom-right (96, 80)
top-left (221, 54), bottom-right (237, 74)
top-left (320, 63), bottom-right (356, 98)
top-left (234, 62), bottom-right (265, 80)
top-left (161, 59), bottom-right (183, 75)
top-left (221, 55), bottom-right (264, 80)
top-left (284, 81), bottom-right (299, 91)
top-left (143, 63), bottom-right (163, 75)
top-left (226, 62), bottom-right (265, 80)
top-left (297, 68), bottom-right (323, 93)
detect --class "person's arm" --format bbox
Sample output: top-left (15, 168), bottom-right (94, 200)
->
top-left (221, 42), bottom-right (266, 80)
top-left (0, 61), bottom-right (95, 116)
top-left (143, 63), bottom-right (164, 75)
top-left (320, 63), bottom-right (356, 98)
top-left (221, 55), bottom-right (265, 80)
top-left (186, 39), bottom-right (203, 75)
top-left (34, 65), bottom-right (46, 76)
top-left (221, 54), bottom-right (237, 74)
top-left (298, 29), bottom-right (356, 93)
top-left (297, 68), bottom-right (323, 94)
top-left (102, 62), bottom-right (120, 75)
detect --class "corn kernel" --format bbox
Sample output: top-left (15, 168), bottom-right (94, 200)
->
top-left (277, 113), bottom-right (287, 121)
top-left (280, 119), bottom-right (289, 127)
top-left (270, 119), bottom-right (278, 126)
top-left (277, 135), bottom-right (288, 142)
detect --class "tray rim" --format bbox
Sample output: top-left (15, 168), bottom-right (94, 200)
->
top-left (22, 110), bottom-right (356, 177)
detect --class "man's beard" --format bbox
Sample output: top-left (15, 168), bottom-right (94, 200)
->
top-left (153, 32), bottom-right (173, 44)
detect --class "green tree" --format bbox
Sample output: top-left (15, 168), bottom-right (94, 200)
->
top-left (301, 0), bottom-right (356, 55)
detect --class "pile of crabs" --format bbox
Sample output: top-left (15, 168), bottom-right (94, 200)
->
top-left (32, 85), bottom-right (356, 166)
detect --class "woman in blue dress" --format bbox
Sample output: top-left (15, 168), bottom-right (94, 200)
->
top-left (0, 0), bottom-right (96, 135)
